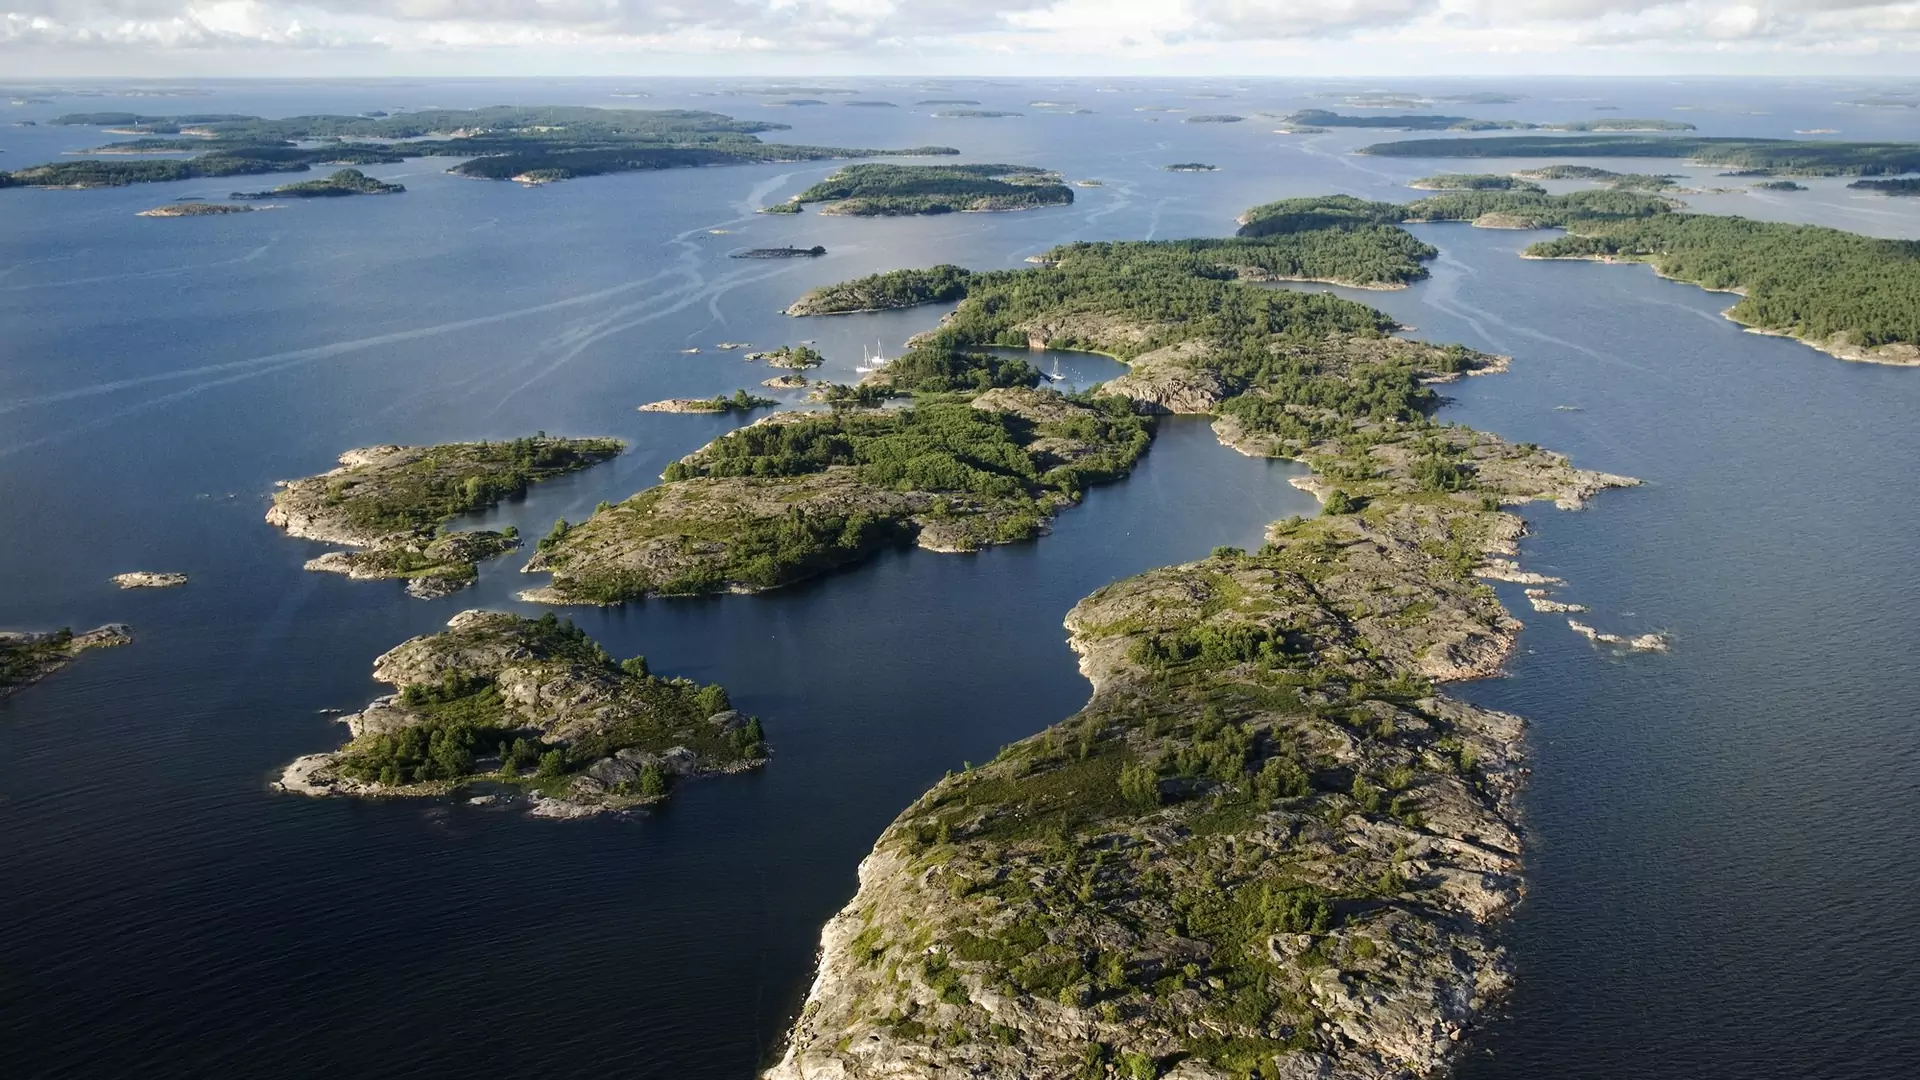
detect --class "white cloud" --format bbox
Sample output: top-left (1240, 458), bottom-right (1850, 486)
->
top-left (3, 0), bottom-right (1919, 69)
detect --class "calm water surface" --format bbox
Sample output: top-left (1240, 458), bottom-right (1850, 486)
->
top-left (2, 77), bottom-right (1917, 1079)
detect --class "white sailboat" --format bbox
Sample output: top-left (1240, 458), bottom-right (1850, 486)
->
top-left (855, 340), bottom-right (890, 373)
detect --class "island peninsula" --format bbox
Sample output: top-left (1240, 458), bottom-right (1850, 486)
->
top-left (276, 610), bottom-right (765, 818)
top-left (728, 198), bottom-right (1644, 1079)
top-left (267, 436), bottom-right (623, 598)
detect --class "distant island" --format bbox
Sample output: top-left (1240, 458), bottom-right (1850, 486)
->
top-left (267, 436), bottom-right (623, 599)
top-left (1755, 180), bottom-right (1809, 191)
top-left (931, 110), bottom-right (1023, 119)
top-left (787, 163), bottom-right (1073, 216)
top-left (1, 625), bottom-right (131, 699)
top-left (1164, 162), bottom-right (1219, 172)
top-left (1358, 134), bottom-right (1920, 176)
top-left (639, 390), bottom-right (777, 414)
top-left (915, 99), bottom-right (981, 106)
top-left (1410, 173), bottom-right (1543, 192)
top-left (1184, 114), bottom-right (1245, 124)
top-left (275, 610), bottom-right (766, 818)
top-left (1279, 109), bottom-right (1695, 133)
top-left (764, 99), bottom-right (828, 107)
top-left (842, 101), bottom-right (898, 108)
top-left (1226, 190), bottom-right (1920, 365)
top-left (231, 168), bottom-right (402, 199)
top-left (1848, 178), bottom-right (1920, 196)
top-left (731, 245), bottom-right (827, 258)
top-left (0, 106), bottom-right (961, 189)
top-left (137, 201), bottom-right (254, 217)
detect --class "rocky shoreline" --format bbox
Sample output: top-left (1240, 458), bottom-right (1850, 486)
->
top-left (0, 624), bottom-right (132, 698)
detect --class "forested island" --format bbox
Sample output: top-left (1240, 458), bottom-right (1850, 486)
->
top-left (1184, 114), bottom-right (1245, 124)
top-left (266, 437), bottom-right (623, 598)
top-left (932, 110), bottom-right (1024, 119)
top-left (0, 106), bottom-right (960, 189)
top-left (786, 264), bottom-right (975, 315)
top-left (1164, 163), bottom-right (1219, 172)
top-left (1357, 134), bottom-right (1920, 175)
top-left (787, 164), bottom-right (1074, 216)
top-left (1513, 166), bottom-right (1682, 190)
top-left (752, 197), bottom-right (1643, 1080)
top-left (275, 610), bottom-right (766, 818)
top-left (1849, 178), bottom-right (1920, 195)
top-left (1755, 180), bottom-right (1809, 191)
top-left (1, 625), bottom-right (132, 698)
top-left (231, 168), bottom-right (403, 199)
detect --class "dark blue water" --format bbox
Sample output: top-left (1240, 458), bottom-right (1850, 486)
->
top-left (3, 78), bottom-right (1918, 1080)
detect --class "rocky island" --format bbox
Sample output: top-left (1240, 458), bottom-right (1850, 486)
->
top-left (732, 245), bottom-right (827, 258)
top-left (275, 610), bottom-right (766, 818)
top-left (137, 202), bottom-right (254, 217)
top-left (267, 436), bottom-right (623, 598)
top-left (112, 572), bottom-right (188, 588)
top-left (788, 164), bottom-right (1074, 216)
top-left (638, 390), bottom-right (777, 414)
top-left (230, 167), bottom-right (403, 199)
top-left (1, 625), bottom-right (132, 698)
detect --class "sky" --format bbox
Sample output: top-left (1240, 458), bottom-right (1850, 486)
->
top-left (6, 0), bottom-right (1920, 78)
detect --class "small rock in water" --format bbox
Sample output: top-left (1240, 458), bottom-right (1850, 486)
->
top-left (112, 571), bottom-right (188, 589)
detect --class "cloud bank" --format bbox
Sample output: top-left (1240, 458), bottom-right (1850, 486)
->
top-left (5, 0), bottom-right (1920, 73)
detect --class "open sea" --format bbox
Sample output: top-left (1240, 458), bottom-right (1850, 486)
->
top-left (2, 77), bottom-right (1918, 1079)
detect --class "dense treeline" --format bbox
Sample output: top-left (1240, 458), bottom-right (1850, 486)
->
top-left (1527, 215), bottom-right (1920, 347)
top-left (786, 264), bottom-right (974, 314)
top-left (876, 346), bottom-right (1042, 393)
top-left (1849, 178), bottom-right (1920, 195)
top-left (792, 164), bottom-right (1073, 215)
top-left (1403, 188), bottom-right (1676, 226)
top-left (1359, 135), bottom-right (1920, 175)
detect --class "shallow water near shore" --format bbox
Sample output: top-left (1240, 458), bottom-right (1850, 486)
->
top-left (3, 77), bottom-right (1919, 1080)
